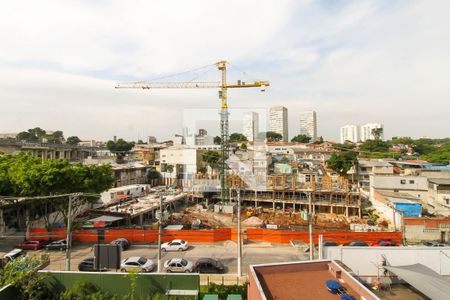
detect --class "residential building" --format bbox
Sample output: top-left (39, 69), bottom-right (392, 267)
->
top-left (404, 217), bottom-right (450, 244)
top-left (242, 112), bottom-right (259, 142)
top-left (111, 162), bottom-right (149, 187)
top-left (185, 129), bottom-right (214, 146)
top-left (269, 106), bottom-right (288, 142)
top-left (147, 136), bottom-right (157, 144)
top-left (0, 140), bottom-right (92, 162)
top-left (248, 260), bottom-right (380, 300)
top-left (370, 171), bottom-right (450, 217)
top-left (360, 123), bottom-right (383, 141)
top-left (340, 124), bottom-right (359, 143)
top-left (325, 246), bottom-right (450, 300)
top-left (299, 110), bottom-right (317, 141)
top-left (160, 145), bottom-right (204, 179)
top-left (357, 159), bottom-right (395, 189)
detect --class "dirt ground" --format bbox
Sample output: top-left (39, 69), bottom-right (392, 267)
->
top-left (168, 204), bottom-right (352, 230)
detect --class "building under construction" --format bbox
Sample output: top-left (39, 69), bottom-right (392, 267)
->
top-left (189, 173), bottom-right (362, 218)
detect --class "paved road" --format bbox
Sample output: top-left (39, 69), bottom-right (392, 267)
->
top-left (2, 240), bottom-right (308, 275)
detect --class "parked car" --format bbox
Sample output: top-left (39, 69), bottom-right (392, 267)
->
top-left (345, 240), bottom-right (369, 247)
top-left (194, 258), bottom-right (225, 274)
top-left (371, 239), bottom-right (397, 247)
top-left (110, 238), bottom-right (130, 251)
top-left (424, 241), bottom-right (445, 247)
top-left (3, 248), bottom-right (25, 262)
top-left (120, 256), bottom-right (155, 273)
top-left (17, 240), bottom-right (46, 250)
top-left (164, 258), bottom-right (194, 273)
top-left (45, 239), bottom-right (68, 251)
top-left (322, 241), bottom-right (340, 247)
top-left (77, 257), bottom-right (108, 272)
top-left (161, 239), bottom-right (189, 252)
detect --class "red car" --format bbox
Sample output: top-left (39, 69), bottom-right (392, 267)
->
top-left (371, 239), bottom-right (397, 247)
top-left (17, 240), bottom-right (46, 250)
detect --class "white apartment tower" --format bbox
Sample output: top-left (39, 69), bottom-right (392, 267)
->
top-left (340, 125), bottom-right (359, 143)
top-left (269, 106), bottom-right (288, 142)
top-left (299, 111), bottom-right (317, 141)
top-left (360, 123), bottom-right (384, 141)
top-left (242, 112), bottom-right (259, 141)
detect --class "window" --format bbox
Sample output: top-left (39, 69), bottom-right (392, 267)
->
top-left (400, 179), bottom-right (406, 184)
top-left (409, 180), bottom-right (415, 184)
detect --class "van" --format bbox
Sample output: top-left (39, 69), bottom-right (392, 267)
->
top-left (3, 248), bottom-right (25, 262)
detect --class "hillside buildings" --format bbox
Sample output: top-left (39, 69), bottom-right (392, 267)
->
top-left (340, 124), bottom-right (359, 143)
top-left (269, 106), bottom-right (288, 142)
top-left (299, 110), bottom-right (317, 141)
top-left (242, 112), bottom-right (259, 142)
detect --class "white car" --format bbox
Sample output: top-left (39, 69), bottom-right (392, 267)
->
top-left (120, 256), bottom-right (155, 273)
top-left (161, 239), bottom-right (189, 252)
top-left (164, 258), bottom-right (194, 273)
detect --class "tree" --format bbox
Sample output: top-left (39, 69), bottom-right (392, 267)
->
top-left (371, 127), bottom-right (383, 140)
top-left (106, 138), bottom-right (135, 162)
top-left (359, 139), bottom-right (391, 152)
top-left (47, 130), bottom-right (65, 143)
top-left (202, 150), bottom-right (221, 169)
top-left (16, 127), bottom-right (46, 142)
top-left (229, 133), bottom-right (247, 143)
top-left (313, 136), bottom-right (324, 144)
top-left (291, 134), bottom-right (311, 143)
top-left (66, 136), bottom-right (81, 145)
top-left (327, 152), bottom-right (358, 176)
top-left (147, 168), bottom-right (161, 180)
top-left (262, 131), bottom-right (282, 142)
top-left (0, 153), bottom-right (114, 233)
top-left (213, 136), bottom-right (222, 145)
top-left (162, 164), bottom-right (174, 173)
top-left (0, 255), bottom-right (56, 300)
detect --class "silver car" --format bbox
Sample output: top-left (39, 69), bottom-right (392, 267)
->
top-left (120, 256), bottom-right (155, 273)
top-left (164, 258), bottom-right (194, 273)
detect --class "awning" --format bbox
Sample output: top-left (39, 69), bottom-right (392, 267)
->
top-left (88, 215), bottom-right (124, 223)
top-left (385, 264), bottom-right (450, 300)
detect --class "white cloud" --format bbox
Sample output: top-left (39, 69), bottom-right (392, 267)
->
top-left (0, 0), bottom-right (449, 141)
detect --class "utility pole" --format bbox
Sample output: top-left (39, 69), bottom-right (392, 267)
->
top-left (157, 193), bottom-right (163, 272)
top-left (308, 192), bottom-right (314, 260)
top-left (65, 193), bottom-right (74, 271)
top-left (237, 189), bottom-right (242, 277)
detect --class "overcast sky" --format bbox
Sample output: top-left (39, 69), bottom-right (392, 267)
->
top-left (1, 0), bottom-right (449, 142)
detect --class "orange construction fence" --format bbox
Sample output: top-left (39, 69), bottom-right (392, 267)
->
top-left (29, 227), bottom-right (402, 245)
top-left (246, 228), bottom-right (403, 245)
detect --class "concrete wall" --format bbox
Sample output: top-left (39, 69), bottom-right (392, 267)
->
top-left (324, 247), bottom-right (450, 279)
top-left (405, 225), bottom-right (450, 243)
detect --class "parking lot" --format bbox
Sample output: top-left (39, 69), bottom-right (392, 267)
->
top-left (0, 238), bottom-right (308, 275)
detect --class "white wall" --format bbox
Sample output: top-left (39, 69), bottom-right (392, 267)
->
top-left (324, 247), bottom-right (450, 277)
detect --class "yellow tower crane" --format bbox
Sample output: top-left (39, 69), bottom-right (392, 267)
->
top-left (115, 60), bottom-right (269, 203)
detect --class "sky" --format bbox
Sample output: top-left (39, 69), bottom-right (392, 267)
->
top-left (1, 0), bottom-right (449, 142)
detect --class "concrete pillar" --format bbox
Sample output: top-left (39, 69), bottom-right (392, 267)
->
top-left (293, 202), bottom-right (296, 212)
top-left (330, 205), bottom-right (333, 214)
top-left (272, 201), bottom-right (275, 211)
top-left (345, 206), bottom-right (349, 217)
top-left (282, 201), bottom-right (285, 212)
top-left (139, 214), bottom-right (144, 226)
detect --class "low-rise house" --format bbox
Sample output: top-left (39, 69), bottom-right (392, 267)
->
top-left (404, 217), bottom-right (450, 243)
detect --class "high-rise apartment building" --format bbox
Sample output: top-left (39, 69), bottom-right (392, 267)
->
top-left (360, 123), bottom-right (384, 141)
top-left (242, 112), bottom-right (259, 141)
top-left (269, 106), bottom-right (288, 142)
top-left (299, 111), bottom-right (317, 141)
top-left (340, 125), bottom-right (359, 143)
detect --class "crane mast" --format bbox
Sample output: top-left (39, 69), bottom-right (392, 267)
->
top-left (115, 60), bottom-right (269, 204)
